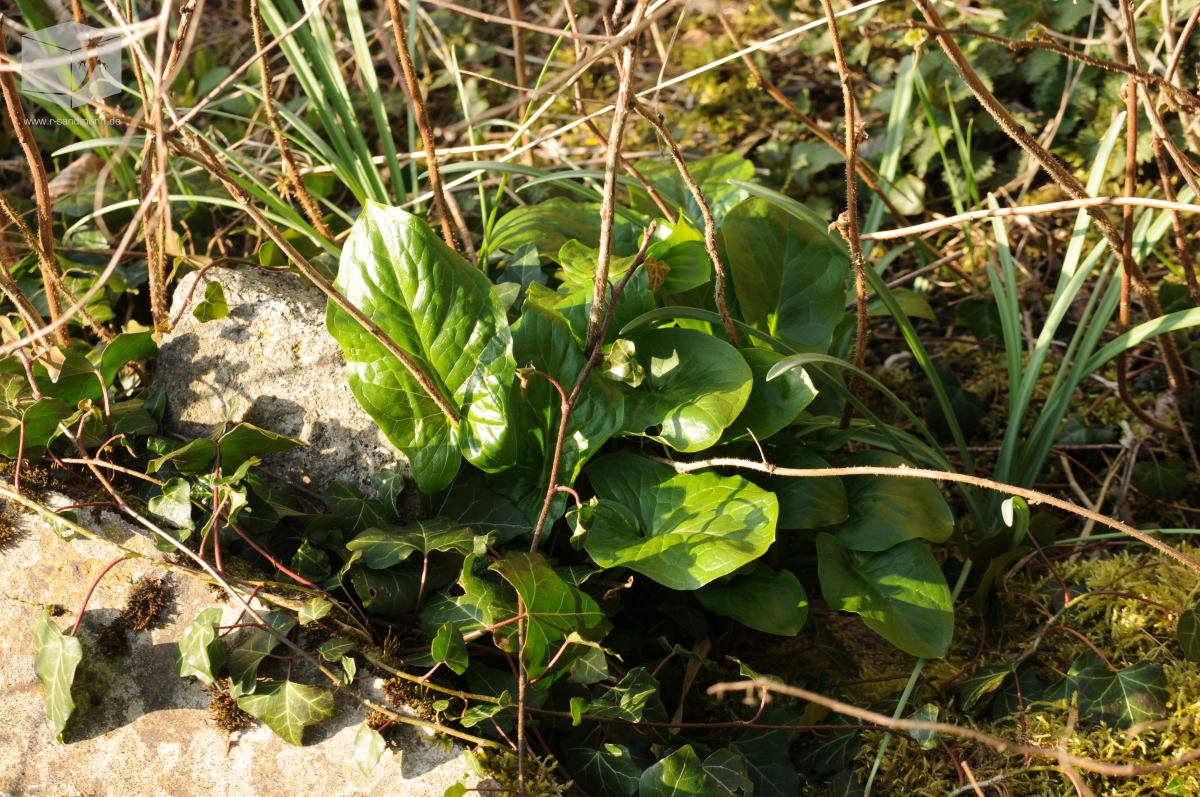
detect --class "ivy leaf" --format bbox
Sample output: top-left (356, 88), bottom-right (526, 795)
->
top-left (570, 645), bottom-right (609, 684)
top-left (373, 467), bottom-right (405, 516)
top-left (831, 450), bottom-right (954, 552)
top-left (703, 749), bottom-right (753, 796)
top-left (1056, 414), bottom-right (1114, 446)
top-left (816, 533), bottom-right (953, 658)
top-left (236, 680), bottom-right (336, 745)
top-left (719, 350), bottom-right (816, 444)
top-left (731, 704), bottom-right (802, 797)
top-left (745, 447), bottom-right (847, 530)
top-left (421, 554), bottom-right (518, 640)
top-left (695, 566), bottom-right (808, 636)
top-left (299, 597), bottom-right (333, 625)
top-left (620, 328), bottom-right (752, 452)
top-left (563, 743), bottom-right (643, 797)
top-left (1044, 655), bottom-right (1168, 729)
top-left (458, 691), bottom-right (512, 727)
top-left (35, 347), bottom-right (103, 405)
top-left (723, 197), bottom-right (849, 355)
top-left (319, 638), bottom-right (356, 661)
top-left (99, 330), bottom-right (157, 387)
top-left (587, 667), bottom-right (664, 722)
top-left (147, 477), bottom-right (193, 532)
top-left (641, 745), bottom-right (734, 797)
top-left (327, 202), bottom-right (516, 493)
top-left (908, 704), bottom-right (940, 750)
top-left (193, 280), bottom-right (230, 322)
top-left (355, 722), bottom-right (386, 776)
top-left (218, 423), bottom-right (304, 472)
top-left (432, 621), bottom-right (470, 674)
top-left (486, 302), bottom-right (624, 526)
top-left (0, 397), bottom-right (77, 458)
top-left (926, 365), bottom-right (985, 443)
top-left (148, 437), bottom-right (217, 475)
top-left (1132, 455), bottom-right (1188, 501)
top-left (948, 662), bottom-right (1018, 712)
top-left (347, 518), bottom-right (477, 569)
top-left (175, 607), bottom-right (226, 687)
top-left (228, 611), bottom-right (298, 698)
top-left (325, 481), bottom-right (390, 535)
top-left (422, 467), bottom-right (532, 544)
top-left (33, 608), bottom-right (83, 741)
top-left (956, 298), bottom-right (1003, 343)
top-left (1178, 607), bottom-right (1200, 663)
top-left (585, 452), bottom-right (778, 590)
top-left (792, 714), bottom-right (860, 775)
top-left (349, 554), bottom-right (458, 616)
top-left (490, 552), bottom-right (611, 683)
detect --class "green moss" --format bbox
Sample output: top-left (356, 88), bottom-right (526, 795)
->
top-left (470, 749), bottom-right (571, 797)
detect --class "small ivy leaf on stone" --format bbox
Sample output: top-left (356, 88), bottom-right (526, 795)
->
top-left (318, 638), bottom-right (356, 661)
top-left (193, 280), bottom-right (230, 323)
top-left (355, 721), bottom-right (386, 776)
top-left (299, 596), bottom-right (333, 625)
top-left (32, 608), bottom-right (83, 742)
top-left (175, 607), bottom-right (226, 688)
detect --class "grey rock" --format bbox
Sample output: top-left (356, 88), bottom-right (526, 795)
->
top-left (0, 489), bottom-right (487, 797)
top-left (155, 268), bottom-right (407, 503)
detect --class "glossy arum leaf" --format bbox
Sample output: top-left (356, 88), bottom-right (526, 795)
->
top-left (867, 287), bottom-right (935, 321)
top-left (486, 303), bottom-right (623, 526)
top-left (620, 328), bottom-right (752, 452)
top-left (228, 611), bottom-right (298, 698)
top-left (744, 447), bottom-right (847, 530)
top-left (695, 566), bottom-right (808, 636)
top-left (630, 153), bottom-right (754, 227)
top-left (1132, 455), bottom-right (1188, 501)
top-left (703, 749), bottom-right (752, 796)
top-left (1044, 654), bottom-right (1168, 729)
top-left (147, 477), bottom-right (194, 531)
top-left (432, 621), bottom-right (469, 674)
top-left (585, 452), bottom-right (777, 590)
top-left (422, 468), bottom-right (532, 544)
top-left (99, 330), bottom-right (157, 387)
top-left (355, 722), bottom-right (386, 776)
top-left (719, 349), bottom-right (816, 444)
top-left (640, 744), bottom-right (734, 797)
top-left (236, 679), bottom-right (336, 745)
top-left (723, 197), bottom-right (849, 354)
top-left (327, 203), bottom-right (516, 494)
top-left (218, 423), bottom-right (304, 472)
top-left (816, 533), bottom-right (953, 658)
top-left (193, 280), bottom-right (230, 322)
top-left (563, 744), bottom-right (642, 797)
top-left (148, 437), bottom-right (217, 475)
top-left (421, 554), bottom-right (518, 638)
top-left (648, 240), bottom-right (710, 296)
top-left (490, 198), bottom-right (640, 256)
top-left (346, 518), bottom-right (477, 569)
top-left (372, 467), bottom-right (405, 516)
top-left (832, 450), bottom-right (954, 551)
top-left (557, 239), bottom-right (640, 286)
top-left (33, 608), bottom-right (83, 741)
top-left (299, 596), bottom-right (333, 625)
top-left (490, 552), bottom-right (611, 683)
top-left (526, 267), bottom-right (655, 350)
top-left (175, 607), bottom-right (226, 687)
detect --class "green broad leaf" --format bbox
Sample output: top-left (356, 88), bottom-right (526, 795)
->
top-left (299, 597), bottom-right (333, 625)
top-left (1166, 776), bottom-right (1188, 795)
top-left (948, 662), bottom-right (1020, 713)
top-left (1132, 455), bottom-right (1188, 501)
top-left (218, 423), bottom-right (304, 471)
top-left (570, 645), bottom-right (609, 684)
top-left (831, 450), bottom-right (954, 551)
top-left (723, 197), bottom-right (849, 355)
top-left (629, 153), bottom-right (754, 227)
top-left (695, 566), bottom-right (808, 636)
top-left (422, 467), bottom-right (532, 544)
top-left (292, 542), bottom-right (331, 582)
top-left (236, 680), bottom-right (336, 745)
top-left (703, 749), bottom-right (753, 796)
top-left (341, 654), bottom-right (357, 684)
top-left (991, 666), bottom-right (1045, 720)
top-left (33, 608), bottom-right (83, 741)
top-left (175, 607), bottom-right (226, 687)
top-left (489, 197), bottom-right (640, 256)
top-left (651, 240), bottom-right (711, 296)
top-left (147, 477), bottom-right (194, 531)
top-left (955, 298), bottom-right (1003, 344)
top-left (556, 239), bottom-right (641, 286)
top-left (497, 244), bottom-right (548, 305)
top-left (1178, 607), bottom-right (1200, 663)
top-left (587, 666), bottom-right (663, 722)
top-left (318, 638), bottom-right (356, 661)
top-left (730, 704), bottom-right (803, 797)
top-left (867, 287), bottom-right (935, 321)
top-left (325, 481), bottom-right (391, 535)
top-left (641, 745), bottom-right (735, 797)
top-left (349, 556), bottom-right (453, 616)
top-left (487, 303), bottom-right (624, 526)
top-left (346, 518), bottom-right (477, 569)
top-left (35, 347), bottom-right (104, 406)
top-left (719, 349), bottom-right (816, 444)
top-left (372, 467), bottom-right (405, 516)
top-left (327, 202), bottom-right (516, 494)
top-left (228, 611), bottom-right (298, 698)
top-left (745, 447), bottom-right (847, 530)
top-left (355, 722), bottom-right (386, 776)
top-left (885, 173), bottom-right (926, 216)
top-left (526, 267), bottom-right (656, 350)
top-left (1055, 413), bottom-right (1115, 446)
top-left (563, 744), bottom-right (642, 797)
top-left (490, 552), bottom-right (612, 683)
top-left (193, 280), bottom-right (230, 322)
top-left (908, 704), bottom-right (939, 749)
top-left (0, 397), bottom-right (77, 457)
top-left (99, 330), bottom-right (157, 386)
top-left (816, 533), bottom-right (953, 658)
top-left (926, 366), bottom-right (985, 444)
top-left (458, 691), bottom-right (512, 727)
top-left (570, 696), bottom-right (590, 725)
top-left (599, 338), bottom-right (645, 387)
top-left (1044, 655), bottom-right (1168, 729)
top-left (792, 713), bottom-right (861, 775)
top-left (420, 553), bottom-right (518, 638)
top-left (585, 452), bottom-right (777, 590)
top-left (620, 328), bottom-right (752, 452)
top-left (432, 621), bottom-right (469, 674)
top-left (148, 437), bottom-right (217, 475)
top-left (445, 784), bottom-right (469, 797)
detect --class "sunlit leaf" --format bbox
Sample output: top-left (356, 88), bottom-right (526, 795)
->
top-left (236, 679), bottom-right (336, 745)
top-left (228, 611), bottom-right (298, 698)
top-left (355, 722), bottom-right (386, 776)
top-left (33, 608), bottom-right (83, 741)
top-left (175, 607), bottom-right (226, 687)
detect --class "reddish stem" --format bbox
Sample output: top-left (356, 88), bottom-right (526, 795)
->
top-left (70, 555), bottom-right (126, 636)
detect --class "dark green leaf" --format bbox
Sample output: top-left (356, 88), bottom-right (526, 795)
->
top-left (629, 154), bottom-right (754, 226)
top-left (349, 557), bottom-right (440, 616)
top-left (956, 298), bottom-right (1003, 343)
top-left (148, 437), bottom-right (217, 475)
top-left (422, 467), bottom-right (532, 544)
top-left (421, 554), bottom-right (518, 638)
top-left (730, 704), bottom-right (802, 797)
top-left (147, 477), bottom-right (193, 531)
top-left (569, 645), bottom-right (609, 684)
top-left (346, 518), bottom-right (477, 569)
top-left (723, 197), bottom-right (849, 354)
top-left (355, 722), bottom-right (386, 776)
top-left (299, 597), bottom-right (333, 625)
top-left (719, 349), bottom-right (816, 444)
top-left (291, 541), bottom-right (331, 582)
top-left (640, 744), bottom-right (733, 797)
top-left (527, 266), bottom-right (655, 350)
top-left (867, 287), bottom-right (935, 321)
top-left (236, 680), bottom-right (336, 745)
top-left (193, 280), bottom-right (230, 322)
top-left (327, 203), bottom-right (516, 493)
top-left (2, 397), bottom-right (77, 457)
top-left (1179, 607), bottom-right (1200, 663)
top-left (792, 714), bottom-right (860, 775)
top-left (832, 450), bottom-right (954, 551)
top-left (432, 621), bottom-right (469, 674)
top-left (908, 704), bottom-right (939, 749)
top-left (1132, 455), bottom-right (1188, 501)
top-left (816, 533), bottom-right (953, 658)
top-left (228, 611), bottom-right (298, 698)
top-left (745, 447), bottom-right (847, 530)
top-left (587, 666), bottom-right (662, 722)
top-left (218, 423), bottom-right (304, 471)
top-left (585, 452), bottom-right (778, 590)
top-left (373, 467), bottom-right (405, 516)
top-left (620, 328), bottom-right (752, 452)
top-left (695, 566), bottom-right (808, 636)
top-left (926, 366), bottom-right (985, 443)
top-left (490, 197), bottom-right (639, 256)
top-left (703, 749), bottom-right (752, 796)
top-left (325, 481), bottom-right (390, 534)
top-left (1055, 414), bottom-right (1114, 446)
top-left (33, 608), bottom-right (83, 741)
top-left (175, 607), bottom-right (226, 687)
top-left (100, 330), bottom-right (157, 386)
top-left (651, 240), bottom-right (710, 296)
top-left (992, 666), bottom-right (1045, 719)
top-left (1044, 654), bottom-right (1168, 729)
top-left (35, 347), bottom-right (103, 406)
top-left (563, 744), bottom-right (642, 797)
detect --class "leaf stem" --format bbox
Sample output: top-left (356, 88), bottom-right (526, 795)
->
top-left (70, 555), bottom-right (127, 636)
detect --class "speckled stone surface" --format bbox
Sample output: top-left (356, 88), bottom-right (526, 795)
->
top-left (155, 268), bottom-right (409, 503)
top-left (0, 490), bottom-right (481, 797)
